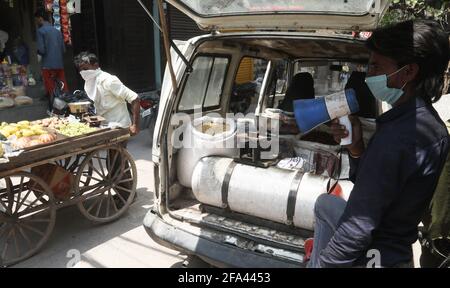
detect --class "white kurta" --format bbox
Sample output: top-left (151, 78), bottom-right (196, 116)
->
top-left (87, 70), bottom-right (138, 128)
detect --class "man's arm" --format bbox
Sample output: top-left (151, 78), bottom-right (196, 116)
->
top-left (36, 30), bottom-right (46, 56)
top-left (108, 77), bottom-right (140, 135)
top-left (129, 98), bottom-right (141, 136)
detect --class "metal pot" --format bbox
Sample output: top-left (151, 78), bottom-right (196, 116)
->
top-left (68, 101), bottom-right (91, 114)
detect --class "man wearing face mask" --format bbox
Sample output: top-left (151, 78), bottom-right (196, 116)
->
top-left (306, 20), bottom-right (450, 268)
top-left (73, 52), bottom-right (140, 136)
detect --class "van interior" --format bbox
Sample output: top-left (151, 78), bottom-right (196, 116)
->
top-left (161, 34), bottom-right (379, 264)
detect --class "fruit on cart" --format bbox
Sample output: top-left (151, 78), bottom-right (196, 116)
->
top-left (57, 123), bottom-right (96, 137)
top-left (13, 137), bottom-right (32, 149)
top-left (29, 140), bottom-right (43, 147)
top-left (0, 121), bottom-right (48, 139)
top-left (0, 125), bottom-right (19, 138)
top-left (18, 121), bottom-right (30, 126)
top-left (34, 117), bottom-right (70, 129)
top-left (21, 129), bottom-right (36, 137)
top-left (11, 132), bottom-right (57, 150)
top-left (39, 133), bottom-right (57, 144)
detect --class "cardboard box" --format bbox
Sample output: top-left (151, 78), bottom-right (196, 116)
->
top-left (31, 164), bottom-right (74, 201)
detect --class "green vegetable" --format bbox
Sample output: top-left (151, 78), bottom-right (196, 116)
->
top-left (57, 123), bottom-right (97, 137)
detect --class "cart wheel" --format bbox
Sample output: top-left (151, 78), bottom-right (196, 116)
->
top-left (52, 154), bottom-right (93, 202)
top-left (74, 146), bottom-right (137, 223)
top-left (55, 154), bottom-right (88, 174)
top-left (0, 172), bottom-right (56, 267)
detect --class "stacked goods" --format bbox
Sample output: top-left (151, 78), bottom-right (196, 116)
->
top-left (0, 117), bottom-right (101, 151)
top-left (60, 0), bottom-right (72, 45)
top-left (57, 122), bottom-right (97, 137)
top-left (1, 62), bottom-right (31, 109)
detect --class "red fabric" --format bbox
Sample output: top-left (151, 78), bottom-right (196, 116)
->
top-left (330, 183), bottom-right (344, 199)
top-left (304, 238), bottom-right (314, 263)
top-left (42, 69), bottom-right (69, 97)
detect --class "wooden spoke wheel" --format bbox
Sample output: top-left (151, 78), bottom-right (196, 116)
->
top-left (0, 172), bottom-right (56, 267)
top-left (74, 146), bottom-right (137, 223)
top-left (55, 154), bottom-right (88, 174)
top-left (51, 154), bottom-right (93, 202)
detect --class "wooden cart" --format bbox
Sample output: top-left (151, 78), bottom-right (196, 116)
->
top-left (0, 128), bottom-right (137, 267)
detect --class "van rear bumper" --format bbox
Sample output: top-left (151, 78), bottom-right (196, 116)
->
top-left (143, 210), bottom-right (304, 268)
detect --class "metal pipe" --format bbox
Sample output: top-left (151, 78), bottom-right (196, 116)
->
top-left (157, 0), bottom-right (178, 94)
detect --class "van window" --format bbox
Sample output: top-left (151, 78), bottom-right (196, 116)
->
top-left (264, 60), bottom-right (290, 110)
top-left (293, 61), bottom-right (367, 97)
top-left (290, 61), bottom-right (377, 118)
top-left (178, 55), bottom-right (229, 111)
top-left (230, 57), bottom-right (269, 114)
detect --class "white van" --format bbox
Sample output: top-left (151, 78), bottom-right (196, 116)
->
top-left (144, 0), bottom-right (391, 268)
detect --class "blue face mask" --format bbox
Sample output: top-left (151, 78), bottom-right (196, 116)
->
top-left (365, 66), bottom-right (408, 105)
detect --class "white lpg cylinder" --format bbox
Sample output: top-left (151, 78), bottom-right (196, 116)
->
top-left (191, 157), bottom-right (330, 231)
top-left (177, 117), bottom-right (239, 188)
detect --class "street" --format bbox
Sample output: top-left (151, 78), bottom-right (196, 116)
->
top-left (12, 130), bottom-right (198, 268)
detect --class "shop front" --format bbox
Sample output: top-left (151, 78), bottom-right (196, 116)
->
top-left (0, 0), bottom-right (50, 122)
top-left (1, 0), bottom-right (176, 123)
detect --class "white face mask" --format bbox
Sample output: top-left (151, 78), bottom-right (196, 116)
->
top-left (80, 69), bottom-right (100, 81)
top-left (80, 69), bottom-right (101, 101)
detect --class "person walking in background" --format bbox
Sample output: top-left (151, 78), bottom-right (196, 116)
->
top-left (34, 9), bottom-right (68, 108)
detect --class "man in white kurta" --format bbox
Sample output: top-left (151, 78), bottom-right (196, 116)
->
top-left (74, 52), bottom-right (139, 205)
top-left (74, 52), bottom-right (140, 135)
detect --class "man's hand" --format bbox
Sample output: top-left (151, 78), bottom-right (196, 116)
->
top-left (129, 124), bottom-right (140, 136)
top-left (330, 116), bottom-right (365, 157)
top-left (130, 98), bottom-right (141, 137)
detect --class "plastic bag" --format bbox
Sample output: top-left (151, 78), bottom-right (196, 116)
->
top-left (0, 96), bottom-right (15, 109)
top-left (14, 96), bottom-right (33, 106)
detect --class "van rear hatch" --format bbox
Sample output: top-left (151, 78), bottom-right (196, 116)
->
top-left (166, 0), bottom-right (391, 32)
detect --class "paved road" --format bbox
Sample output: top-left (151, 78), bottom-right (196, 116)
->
top-left (13, 130), bottom-right (195, 268)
